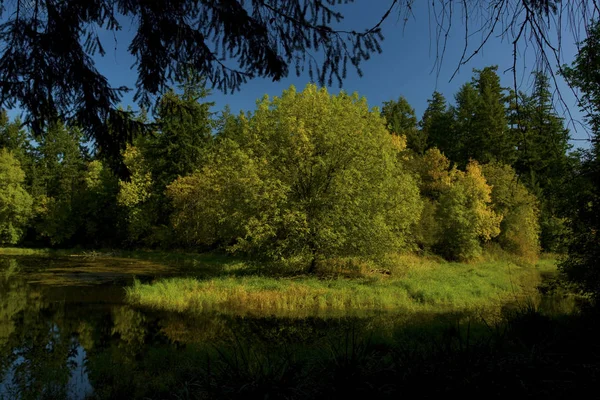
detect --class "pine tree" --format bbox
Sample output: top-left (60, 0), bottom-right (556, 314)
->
top-left (150, 77), bottom-right (215, 190)
top-left (511, 72), bottom-right (571, 251)
top-left (382, 97), bottom-right (425, 153)
top-left (449, 82), bottom-right (480, 165)
top-left (420, 91), bottom-right (453, 158)
top-left (471, 66), bottom-right (515, 164)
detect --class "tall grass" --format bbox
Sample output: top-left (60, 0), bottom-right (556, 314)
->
top-left (0, 247), bottom-right (54, 256)
top-left (126, 255), bottom-right (555, 316)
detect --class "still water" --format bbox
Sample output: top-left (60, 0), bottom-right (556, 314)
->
top-left (3, 254), bottom-right (574, 399)
top-left (1, 255), bottom-right (416, 399)
top-left (0, 255), bottom-right (183, 399)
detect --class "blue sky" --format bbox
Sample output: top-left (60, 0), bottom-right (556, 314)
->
top-left (6, 1), bottom-right (592, 146)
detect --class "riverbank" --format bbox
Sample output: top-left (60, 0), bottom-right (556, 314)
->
top-left (124, 252), bottom-right (563, 316)
top-left (1, 248), bottom-right (593, 399)
top-left (0, 246), bottom-right (573, 316)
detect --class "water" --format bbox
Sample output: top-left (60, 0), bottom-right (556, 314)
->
top-left (0, 255), bottom-right (581, 399)
top-left (0, 255), bottom-right (181, 399)
top-left (0, 255), bottom-right (409, 399)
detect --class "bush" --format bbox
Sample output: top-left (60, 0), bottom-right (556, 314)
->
top-left (482, 162), bottom-right (540, 261)
top-left (0, 148), bottom-right (33, 244)
top-left (436, 161), bottom-right (502, 261)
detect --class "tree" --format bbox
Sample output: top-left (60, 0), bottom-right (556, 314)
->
top-left (481, 162), bottom-right (540, 261)
top-left (442, 67), bottom-right (514, 166)
top-left (408, 147), bottom-right (453, 200)
top-left (149, 77), bottom-right (215, 190)
top-left (446, 82), bottom-right (479, 165)
top-left (510, 72), bottom-right (572, 251)
top-left (167, 138), bottom-right (279, 251)
top-left (0, 0), bottom-right (388, 161)
top-left (382, 96), bottom-right (426, 153)
top-left (0, 111), bottom-right (29, 162)
top-left (79, 160), bottom-right (121, 246)
top-left (117, 145), bottom-right (155, 245)
top-left (471, 66), bottom-right (515, 165)
top-left (32, 121), bottom-right (86, 245)
top-left (407, 147), bottom-right (454, 251)
top-left (0, 1), bottom-right (591, 161)
top-left (170, 84), bottom-right (423, 270)
top-left (420, 91), bottom-right (451, 154)
top-left (436, 160), bottom-right (502, 261)
top-left (560, 21), bottom-right (600, 297)
top-left (0, 148), bottom-right (33, 244)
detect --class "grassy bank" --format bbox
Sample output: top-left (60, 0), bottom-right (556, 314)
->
top-left (125, 253), bottom-right (558, 316)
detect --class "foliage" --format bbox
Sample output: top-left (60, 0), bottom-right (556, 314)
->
top-left (446, 67), bottom-right (515, 166)
top-left (0, 148), bottom-right (33, 244)
top-left (470, 66), bottom-right (515, 164)
top-left (149, 77), bottom-right (215, 190)
top-left (234, 84), bottom-right (422, 267)
top-left (382, 96), bottom-right (426, 153)
top-left (445, 82), bottom-right (480, 164)
top-left (0, 0), bottom-right (387, 162)
top-left (482, 162), bottom-right (540, 261)
top-left (560, 21), bottom-right (600, 297)
top-left (436, 161), bottom-right (502, 261)
top-left (118, 145), bottom-right (155, 245)
top-left (31, 122), bottom-right (87, 245)
top-left (170, 84), bottom-right (423, 266)
top-left (167, 138), bottom-right (281, 250)
top-left (420, 91), bottom-right (453, 155)
top-left (408, 148), bottom-right (454, 251)
top-left (0, 61), bottom-right (576, 266)
top-left (509, 72), bottom-right (572, 252)
top-left (80, 160), bottom-right (121, 246)
top-left (0, 111), bottom-right (31, 172)
top-left (409, 147), bottom-right (453, 200)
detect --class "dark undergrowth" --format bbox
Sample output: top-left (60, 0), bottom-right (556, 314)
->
top-left (86, 297), bottom-right (598, 400)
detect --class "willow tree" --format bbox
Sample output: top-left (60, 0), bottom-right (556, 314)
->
top-left (168, 84), bottom-right (423, 270)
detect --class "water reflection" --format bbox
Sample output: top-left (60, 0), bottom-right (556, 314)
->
top-left (0, 255), bottom-right (588, 399)
top-left (0, 256), bottom-right (408, 399)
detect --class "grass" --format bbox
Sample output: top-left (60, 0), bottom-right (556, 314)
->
top-left (125, 253), bottom-right (557, 316)
top-left (0, 247), bottom-right (55, 256)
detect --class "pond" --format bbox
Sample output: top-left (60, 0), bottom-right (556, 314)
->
top-left (0, 254), bottom-right (582, 399)
top-left (0, 255), bottom-right (396, 399)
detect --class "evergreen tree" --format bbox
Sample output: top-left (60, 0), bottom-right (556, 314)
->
top-left (150, 77), bottom-right (215, 190)
top-left (471, 66), bottom-right (515, 164)
top-left (0, 112), bottom-right (33, 178)
top-left (449, 82), bottom-right (480, 165)
top-left (513, 73), bottom-right (570, 191)
top-left (32, 122), bottom-right (86, 245)
top-left (559, 22), bottom-right (600, 297)
top-left (382, 97), bottom-right (425, 153)
top-left (420, 91), bottom-right (451, 154)
top-left (511, 72), bottom-right (572, 251)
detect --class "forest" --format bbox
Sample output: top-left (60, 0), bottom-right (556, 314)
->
top-left (2, 33), bottom-right (600, 400)
top-left (3, 1), bottom-right (600, 397)
top-left (0, 66), bottom-right (575, 266)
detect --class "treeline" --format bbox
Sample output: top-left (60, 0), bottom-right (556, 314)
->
top-left (0, 67), bottom-right (577, 268)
